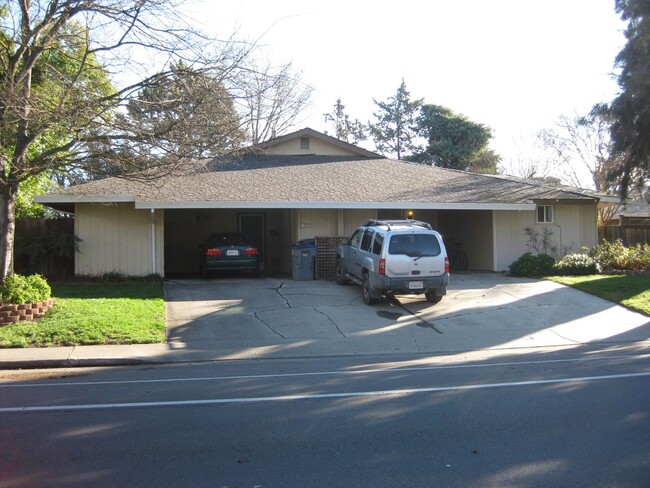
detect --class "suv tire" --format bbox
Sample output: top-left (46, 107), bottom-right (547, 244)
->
top-left (425, 289), bottom-right (443, 304)
top-left (362, 273), bottom-right (378, 305)
top-left (335, 259), bottom-right (349, 285)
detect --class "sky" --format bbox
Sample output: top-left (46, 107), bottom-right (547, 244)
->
top-left (182, 0), bottom-right (626, 180)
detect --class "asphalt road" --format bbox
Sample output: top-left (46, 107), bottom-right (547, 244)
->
top-left (1, 344), bottom-right (649, 488)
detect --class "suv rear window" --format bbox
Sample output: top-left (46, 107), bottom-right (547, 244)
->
top-left (388, 234), bottom-right (441, 257)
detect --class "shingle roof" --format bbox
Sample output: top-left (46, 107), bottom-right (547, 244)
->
top-left (37, 155), bottom-right (609, 209)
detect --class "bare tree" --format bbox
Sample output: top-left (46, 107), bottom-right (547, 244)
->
top-left (538, 111), bottom-right (622, 192)
top-left (236, 60), bottom-right (313, 145)
top-left (501, 136), bottom-right (557, 181)
top-left (538, 111), bottom-right (624, 223)
top-left (0, 0), bottom-right (311, 278)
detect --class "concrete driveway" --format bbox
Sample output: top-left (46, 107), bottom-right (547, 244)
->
top-left (164, 273), bottom-right (650, 360)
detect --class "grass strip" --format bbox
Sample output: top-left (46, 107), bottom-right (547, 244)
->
top-left (548, 274), bottom-right (650, 316)
top-left (0, 283), bottom-right (165, 348)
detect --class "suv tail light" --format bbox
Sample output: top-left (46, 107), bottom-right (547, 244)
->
top-left (243, 247), bottom-right (258, 256)
top-left (378, 258), bottom-right (386, 275)
top-left (206, 248), bottom-right (222, 256)
top-left (445, 257), bottom-right (450, 273)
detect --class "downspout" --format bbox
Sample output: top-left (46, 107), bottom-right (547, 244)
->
top-left (150, 208), bottom-right (156, 275)
top-left (492, 210), bottom-right (498, 272)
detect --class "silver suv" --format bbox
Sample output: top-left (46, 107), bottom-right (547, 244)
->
top-left (336, 219), bottom-right (449, 305)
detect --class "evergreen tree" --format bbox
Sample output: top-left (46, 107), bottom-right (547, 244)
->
top-left (607, 0), bottom-right (650, 195)
top-left (127, 61), bottom-right (245, 160)
top-left (411, 104), bottom-right (500, 173)
top-left (368, 80), bottom-right (422, 159)
top-left (323, 98), bottom-right (366, 144)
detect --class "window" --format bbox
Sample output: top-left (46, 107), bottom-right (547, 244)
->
top-left (360, 229), bottom-right (374, 252)
top-left (537, 205), bottom-right (553, 223)
top-left (300, 136), bottom-right (310, 149)
top-left (372, 233), bottom-right (384, 255)
top-left (388, 234), bottom-right (441, 257)
top-left (349, 229), bottom-right (362, 248)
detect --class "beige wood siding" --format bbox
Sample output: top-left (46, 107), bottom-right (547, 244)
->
top-left (581, 204), bottom-right (598, 248)
top-left (294, 209), bottom-right (339, 241)
top-left (75, 203), bottom-right (164, 276)
top-left (493, 210), bottom-right (532, 271)
top-left (341, 209), bottom-right (376, 237)
top-left (264, 138), bottom-right (360, 156)
top-left (494, 203), bottom-right (598, 271)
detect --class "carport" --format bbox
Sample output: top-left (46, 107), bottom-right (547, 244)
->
top-left (163, 208), bottom-right (293, 275)
top-left (162, 204), bottom-right (498, 277)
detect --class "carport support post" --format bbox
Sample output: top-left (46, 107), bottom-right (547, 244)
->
top-left (150, 208), bottom-right (156, 275)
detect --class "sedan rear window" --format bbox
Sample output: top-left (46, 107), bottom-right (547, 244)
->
top-left (207, 233), bottom-right (248, 246)
top-left (388, 234), bottom-right (441, 257)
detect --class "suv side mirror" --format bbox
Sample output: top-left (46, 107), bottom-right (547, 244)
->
top-left (340, 238), bottom-right (349, 245)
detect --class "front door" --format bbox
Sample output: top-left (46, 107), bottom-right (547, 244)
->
top-left (239, 213), bottom-right (265, 270)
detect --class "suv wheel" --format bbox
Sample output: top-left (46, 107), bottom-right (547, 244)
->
top-left (425, 289), bottom-right (443, 304)
top-left (362, 273), bottom-right (378, 305)
top-left (335, 259), bottom-right (349, 285)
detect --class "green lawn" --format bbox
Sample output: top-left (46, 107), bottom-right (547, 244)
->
top-left (0, 283), bottom-right (166, 348)
top-left (548, 274), bottom-right (650, 316)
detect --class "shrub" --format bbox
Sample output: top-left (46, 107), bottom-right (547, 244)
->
top-left (592, 239), bottom-right (650, 272)
top-left (509, 252), bottom-right (556, 277)
top-left (0, 273), bottom-right (51, 304)
top-left (553, 253), bottom-right (601, 275)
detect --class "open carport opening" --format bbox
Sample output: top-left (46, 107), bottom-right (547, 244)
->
top-left (163, 209), bottom-right (294, 278)
top-left (377, 209), bottom-right (495, 271)
top-left (163, 208), bottom-right (495, 279)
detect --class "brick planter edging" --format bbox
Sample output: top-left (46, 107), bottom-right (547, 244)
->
top-left (0, 299), bottom-right (56, 326)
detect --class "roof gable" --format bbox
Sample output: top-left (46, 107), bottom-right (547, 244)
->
top-left (254, 127), bottom-right (382, 158)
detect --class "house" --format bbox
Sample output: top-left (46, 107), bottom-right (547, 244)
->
top-left (35, 127), bottom-right (618, 277)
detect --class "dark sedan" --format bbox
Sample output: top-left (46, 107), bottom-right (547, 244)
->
top-left (200, 233), bottom-right (259, 277)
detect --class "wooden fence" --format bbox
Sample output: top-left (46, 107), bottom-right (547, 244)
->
top-left (15, 217), bottom-right (75, 279)
top-left (315, 236), bottom-right (348, 280)
top-left (598, 217), bottom-right (650, 246)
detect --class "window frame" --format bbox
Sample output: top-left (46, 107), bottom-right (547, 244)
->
top-left (349, 229), bottom-right (362, 248)
top-left (371, 232), bottom-right (384, 255)
top-left (536, 205), bottom-right (554, 224)
top-left (360, 229), bottom-right (374, 252)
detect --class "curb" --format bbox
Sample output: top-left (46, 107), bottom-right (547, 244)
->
top-left (0, 358), bottom-right (160, 370)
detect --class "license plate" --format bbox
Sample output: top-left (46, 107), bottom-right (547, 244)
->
top-left (226, 250), bottom-right (239, 256)
top-left (408, 281), bottom-right (424, 290)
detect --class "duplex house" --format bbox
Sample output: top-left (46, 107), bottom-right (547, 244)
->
top-left (36, 128), bottom-right (616, 277)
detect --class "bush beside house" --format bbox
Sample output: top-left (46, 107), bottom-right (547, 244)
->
top-left (509, 239), bottom-right (650, 277)
top-left (0, 274), bottom-right (55, 326)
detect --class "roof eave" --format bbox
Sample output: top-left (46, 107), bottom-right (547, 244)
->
top-left (134, 201), bottom-right (536, 211)
top-left (35, 194), bottom-right (136, 204)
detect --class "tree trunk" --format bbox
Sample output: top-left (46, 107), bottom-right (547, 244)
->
top-left (0, 182), bottom-right (18, 280)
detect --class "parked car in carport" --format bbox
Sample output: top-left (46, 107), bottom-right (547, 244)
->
top-left (200, 233), bottom-right (260, 277)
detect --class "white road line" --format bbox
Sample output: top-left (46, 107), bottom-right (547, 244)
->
top-left (1, 353), bottom-right (648, 389)
top-left (1, 371), bottom-right (649, 414)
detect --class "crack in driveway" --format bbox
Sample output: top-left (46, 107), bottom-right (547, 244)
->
top-left (314, 307), bottom-right (346, 337)
top-left (252, 312), bottom-right (287, 339)
top-left (272, 281), bottom-right (291, 308)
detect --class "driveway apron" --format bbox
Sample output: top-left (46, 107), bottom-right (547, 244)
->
top-left (163, 274), bottom-right (650, 359)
